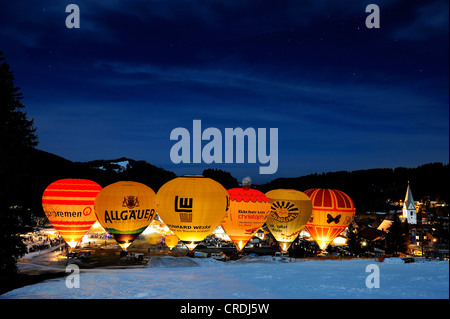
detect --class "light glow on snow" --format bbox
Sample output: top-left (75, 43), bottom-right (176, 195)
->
top-left (2, 257), bottom-right (448, 299)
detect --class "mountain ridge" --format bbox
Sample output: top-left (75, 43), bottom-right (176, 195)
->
top-left (25, 148), bottom-right (449, 216)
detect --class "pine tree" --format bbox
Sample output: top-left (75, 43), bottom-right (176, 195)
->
top-left (347, 223), bottom-right (364, 256)
top-left (385, 214), bottom-right (408, 256)
top-left (0, 50), bottom-right (38, 274)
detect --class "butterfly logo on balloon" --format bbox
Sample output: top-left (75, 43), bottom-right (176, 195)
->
top-left (326, 214), bottom-right (341, 224)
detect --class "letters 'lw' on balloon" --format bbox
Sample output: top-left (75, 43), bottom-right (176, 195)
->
top-left (42, 179), bottom-right (102, 249)
top-left (156, 175), bottom-right (229, 251)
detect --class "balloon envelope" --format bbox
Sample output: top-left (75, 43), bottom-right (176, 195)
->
top-left (265, 189), bottom-right (312, 253)
top-left (304, 188), bottom-right (356, 250)
top-left (42, 179), bottom-right (102, 249)
top-left (156, 175), bottom-right (229, 250)
top-left (95, 181), bottom-right (156, 250)
top-left (164, 234), bottom-right (179, 250)
top-left (145, 232), bottom-right (162, 245)
top-left (221, 187), bottom-right (270, 251)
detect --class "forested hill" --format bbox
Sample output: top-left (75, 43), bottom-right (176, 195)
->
top-left (19, 148), bottom-right (176, 218)
top-left (20, 148), bottom-right (448, 217)
top-left (258, 163), bottom-right (449, 213)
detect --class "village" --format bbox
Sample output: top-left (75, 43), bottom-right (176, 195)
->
top-left (20, 183), bottom-right (449, 265)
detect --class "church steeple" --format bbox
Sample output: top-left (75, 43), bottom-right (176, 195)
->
top-left (402, 181), bottom-right (417, 224)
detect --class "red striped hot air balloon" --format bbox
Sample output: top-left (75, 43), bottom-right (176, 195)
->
top-left (42, 179), bottom-right (102, 250)
top-left (304, 188), bottom-right (355, 251)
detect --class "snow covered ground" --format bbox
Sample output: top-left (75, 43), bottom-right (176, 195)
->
top-left (1, 257), bottom-right (448, 299)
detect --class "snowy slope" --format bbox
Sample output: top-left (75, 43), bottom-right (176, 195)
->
top-left (1, 258), bottom-right (448, 299)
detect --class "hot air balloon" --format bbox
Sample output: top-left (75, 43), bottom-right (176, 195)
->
top-left (156, 175), bottom-right (229, 251)
top-left (265, 189), bottom-right (313, 253)
top-left (42, 179), bottom-right (102, 250)
top-left (164, 234), bottom-right (179, 250)
top-left (145, 232), bottom-right (162, 245)
top-left (304, 188), bottom-right (356, 251)
top-left (94, 181), bottom-right (156, 250)
top-left (220, 177), bottom-right (271, 252)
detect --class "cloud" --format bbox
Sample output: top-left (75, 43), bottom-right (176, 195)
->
top-left (2, 0), bottom-right (447, 180)
top-left (88, 58), bottom-right (449, 148)
top-left (392, 0), bottom-right (449, 40)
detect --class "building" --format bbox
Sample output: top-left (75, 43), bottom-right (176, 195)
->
top-left (377, 219), bottom-right (392, 232)
top-left (402, 182), bottom-right (417, 224)
top-left (408, 225), bottom-right (438, 257)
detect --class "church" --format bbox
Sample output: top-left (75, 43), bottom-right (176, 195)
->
top-left (402, 182), bottom-right (417, 224)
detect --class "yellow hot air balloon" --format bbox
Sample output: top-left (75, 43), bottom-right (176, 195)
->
top-left (42, 179), bottom-right (102, 250)
top-left (164, 234), bottom-right (179, 250)
top-left (145, 232), bottom-right (162, 245)
top-left (156, 175), bottom-right (229, 250)
top-left (94, 181), bottom-right (156, 250)
top-left (304, 188), bottom-right (355, 251)
top-left (265, 189), bottom-right (313, 253)
top-left (220, 178), bottom-right (271, 252)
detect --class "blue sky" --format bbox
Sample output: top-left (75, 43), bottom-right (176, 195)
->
top-left (1, 0), bottom-right (448, 182)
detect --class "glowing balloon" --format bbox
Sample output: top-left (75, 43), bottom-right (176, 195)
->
top-left (221, 182), bottom-right (271, 252)
top-left (265, 189), bottom-right (312, 253)
top-left (145, 232), bottom-right (162, 245)
top-left (95, 181), bottom-right (156, 250)
top-left (164, 234), bottom-right (179, 250)
top-left (304, 188), bottom-right (356, 251)
top-left (42, 179), bottom-right (102, 250)
top-left (156, 175), bottom-right (229, 250)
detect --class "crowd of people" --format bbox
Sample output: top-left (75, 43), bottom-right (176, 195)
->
top-left (23, 234), bottom-right (65, 254)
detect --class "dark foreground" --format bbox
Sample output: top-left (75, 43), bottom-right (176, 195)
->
top-left (0, 238), bottom-right (316, 295)
top-left (0, 270), bottom-right (66, 295)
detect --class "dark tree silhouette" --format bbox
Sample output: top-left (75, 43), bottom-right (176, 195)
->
top-left (0, 50), bottom-right (38, 274)
top-left (385, 214), bottom-right (408, 256)
top-left (346, 223), bottom-right (364, 255)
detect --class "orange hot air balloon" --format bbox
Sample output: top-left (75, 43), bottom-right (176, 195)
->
top-left (42, 179), bottom-right (102, 250)
top-left (304, 188), bottom-right (356, 251)
top-left (221, 178), bottom-right (271, 252)
top-left (164, 234), bottom-right (179, 250)
top-left (265, 189), bottom-right (313, 253)
top-left (156, 175), bottom-right (229, 251)
top-left (95, 181), bottom-right (157, 250)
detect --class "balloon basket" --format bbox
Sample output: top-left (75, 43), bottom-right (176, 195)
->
top-left (278, 242), bottom-right (292, 253)
top-left (182, 241), bottom-right (201, 251)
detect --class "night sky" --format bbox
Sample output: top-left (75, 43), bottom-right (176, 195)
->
top-left (1, 0), bottom-right (448, 183)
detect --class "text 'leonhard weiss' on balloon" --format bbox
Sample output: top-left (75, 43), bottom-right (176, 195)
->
top-left (156, 175), bottom-right (229, 251)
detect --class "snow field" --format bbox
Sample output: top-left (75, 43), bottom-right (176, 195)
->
top-left (1, 257), bottom-right (448, 299)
